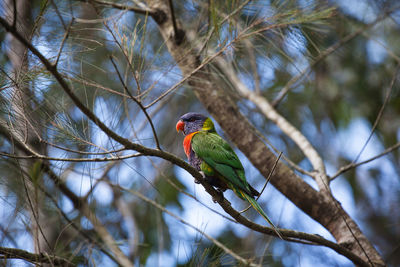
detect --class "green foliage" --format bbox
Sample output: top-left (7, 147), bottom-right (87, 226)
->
top-left (134, 202), bottom-right (172, 264)
top-left (154, 170), bottom-right (186, 210)
top-left (29, 161), bottom-right (43, 186)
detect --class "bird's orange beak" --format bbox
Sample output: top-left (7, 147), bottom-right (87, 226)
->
top-left (176, 120), bottom-right (185, 132)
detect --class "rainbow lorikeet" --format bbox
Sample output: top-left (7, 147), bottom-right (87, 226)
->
top-left (176, 112), bottom-right (281, 237)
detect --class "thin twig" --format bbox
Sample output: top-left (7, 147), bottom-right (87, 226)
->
top-left (17, 166), bottom-right (121, 265)
top-left (113, 183), bottom-right (261, 267)
top-left (54, 18), bottom-right (74, 67)
top-left (109, 56), bottom-right (161, 150)
top-left (353, 65), bottom-right (399, 163)
top-left (41, 140), bottom-right (125, 155)
top-left (147, 157), bottom-right (237, 223)
top-left (45, 197), bottom-right (118, 264)
top-left (99, 7), bottom-right (140, 87)
top-left (249, 121), bottom-right (316, 178)
top-left (167, 0), bottom-right (180, 43)
top-left (63, 74), bottom-right (130, 98)
top-left (16, 160), bottom-right (53, 253)
top-left (260, 152), bottom-right (282, 196)
top-left (198, 0), bottom-right (251, 55)
top-left (240, 152), bottom-right (282, 214)
top-left (87, 0), bottom-right (154, 15)
top-left (0, 150), bottom-right (142, 162)
top-left (12, 0), bottom-right (16, 29)
top-left (0, 246), bottom-right (75, 267)
top-left (331, 141), bottom-right (400, 180)
top-left (49, 0), bottom-right (66, 29)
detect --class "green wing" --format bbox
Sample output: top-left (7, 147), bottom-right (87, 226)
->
top-left (191, 132), bottom-right (252, 195)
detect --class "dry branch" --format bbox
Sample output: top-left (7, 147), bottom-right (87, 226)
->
top-left (0, 246), bottom-right (75, 267)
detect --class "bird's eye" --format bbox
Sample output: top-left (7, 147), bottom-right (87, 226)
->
top-left (188, 117), bottom-right (196, 122)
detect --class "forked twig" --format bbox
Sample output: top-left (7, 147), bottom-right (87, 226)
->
top-left (54, 18), bottom-right (74, 67)
top-left (109, 56), bottom-right (161, 150)
top-left (331, 141), bottom-right (400, 180)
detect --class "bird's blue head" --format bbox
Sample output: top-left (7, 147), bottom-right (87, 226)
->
top-left (176, 112), bottom-right (215, 135)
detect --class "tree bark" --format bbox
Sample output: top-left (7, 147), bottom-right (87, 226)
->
top-left (146, 1), bottom-right (384, 265)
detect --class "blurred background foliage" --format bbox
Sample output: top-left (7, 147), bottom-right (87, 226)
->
top-left (0, 0), bottom-right (399, 266)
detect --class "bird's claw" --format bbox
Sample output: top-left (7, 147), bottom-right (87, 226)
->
top-left (212, 189), bottom-right (225, 203)
top-left (195, 171), bottom-right (206, 184)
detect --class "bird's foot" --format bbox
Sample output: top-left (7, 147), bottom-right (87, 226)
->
top-left (195, 171), bottom-right (206, 184)
top-left (212, 189), bottom-right (225, 203)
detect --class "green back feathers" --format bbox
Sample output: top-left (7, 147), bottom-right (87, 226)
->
top-left (191, 127), bottom-right (282, 237)
top-left (191, 131), bottom-right (253, 196)
top-left (190, 120), bottom-right (281, 237)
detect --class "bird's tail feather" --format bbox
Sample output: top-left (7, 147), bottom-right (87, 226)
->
top-left (240, 191), bottom-right (283, 239)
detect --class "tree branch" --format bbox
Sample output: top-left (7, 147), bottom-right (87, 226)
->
top-left (0, 246), bottom-right (75, 267)
top-left (86, 0), bottom-right (154, 16)
top-left (113, 183), bottom-right (261, 267)
top-left (331, 141), bottom-right (400, 180)
top-left (0, 150), bottom-right (142, 162)
top-left (353, 65), bottom-right (398, 163)
top-left (214, 56), bottom-right (331, 193)
top-left (109, 55), bottom-right (161, 150)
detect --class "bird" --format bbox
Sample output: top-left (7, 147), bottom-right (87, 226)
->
top-left (176, 112), bottom-right (282, 238)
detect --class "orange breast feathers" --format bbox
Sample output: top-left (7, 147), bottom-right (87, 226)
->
top-left (183, 132), bottom-right (198, 158)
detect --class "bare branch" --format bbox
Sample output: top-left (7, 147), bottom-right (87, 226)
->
top-left (0, 246), bottom-right (75, 267)
top-left (63, 74), bottom-right (130, 98)
top-left (214, 56), bottom-right (330, 192)
top-left (40, 140), bottom-right (126, 155)
top-left (115, 176), bottom-right (369, 266)
top-left (113, 183), bottom-right (261, 267)
top-left (147, 158), bottom-right (237, 223)
top-left (240, 152), bottom-right (282, 214)
top-left (50, 0), bottom-right (66, 29)
top-left (0, 150), bottom-right (142, 162)
top-left (86, 0), bottom-right (154, 16)
top-left (167, 0), bottom-right (184, 44)
top-left (109, 55), bottom-right (161, 150)
top-left (54, 18), bottom-right (74, 67)
top-left (331, 141), bottom-right (400, 180)
top-left (353, 65), bottom-right (399, 163)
